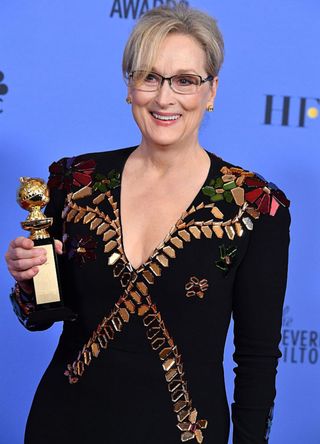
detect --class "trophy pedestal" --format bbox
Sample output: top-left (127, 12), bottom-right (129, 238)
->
top-left (31, 237), bottom-right (77, 323)
top-left (28, 305), bottom-right (77, 324)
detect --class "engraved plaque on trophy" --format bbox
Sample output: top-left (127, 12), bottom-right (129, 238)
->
top-left (17, 177), bottom-right (76, 324)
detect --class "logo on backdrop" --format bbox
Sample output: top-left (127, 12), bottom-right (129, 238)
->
top-left (110, 0), bottom-right (189, 19)
top-left (281, 306), bottom-right (319, 364)
top-left (264, 94), bottom-right (320, 128)
top-left (0, 71), bottom-right (9, 114)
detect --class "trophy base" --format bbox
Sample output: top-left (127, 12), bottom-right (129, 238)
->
top-left (28, 306), bottom-right (77, 324)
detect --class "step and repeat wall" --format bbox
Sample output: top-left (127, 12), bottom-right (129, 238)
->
top-left (1, 1), bottom-right (319, 443)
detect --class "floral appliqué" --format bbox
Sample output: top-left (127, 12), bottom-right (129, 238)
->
top-left (185, 276), bottom-right (209, 299)
top-left (215, 244), bottom-right (237, 273)
top-left (65, 234), bottom-right (97, 265)
top-left (177, 407), bottom-right (208, 443)
top-left (92, 169), bottom-right (120, 192)
top-left (245, 174), bottom-right (290, 216)
top-left (48, 157), bottom-right (96, 192)
top-left (202, 166), bottom-right (290, 216)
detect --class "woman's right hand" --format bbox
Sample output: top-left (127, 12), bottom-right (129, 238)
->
top-left (5, 236), bottom-right (63, 294)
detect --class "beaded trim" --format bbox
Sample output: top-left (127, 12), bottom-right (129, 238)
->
top-left (64, 279), bottom-right (207, 443)
top-left (61, 163), bottom-right (289, 443)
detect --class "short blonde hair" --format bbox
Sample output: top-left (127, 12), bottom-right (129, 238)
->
top-left (122, 4), bottom-right (224, 80)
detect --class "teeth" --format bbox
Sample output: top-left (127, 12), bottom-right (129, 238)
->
top-left (152, 112), bottom-right (181, 121)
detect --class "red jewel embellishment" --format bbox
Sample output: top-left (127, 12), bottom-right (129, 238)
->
top-left (48, 157), bottom-right (96, 192)
top-left (245, 174), bottom-right (290, 216)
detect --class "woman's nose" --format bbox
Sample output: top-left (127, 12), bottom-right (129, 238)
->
top-left (154, 80), bottom-right (176, 106)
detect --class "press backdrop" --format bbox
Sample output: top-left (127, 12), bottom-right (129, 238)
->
top-left (1, 1), bottom-right (319, 443)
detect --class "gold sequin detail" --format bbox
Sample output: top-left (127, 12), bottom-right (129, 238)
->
top-left (225, 225), bottom-right (235, 240)
top-left (163, 245), bottom-right (176, 258)
top-left (136, 281), bottom-right (148, 296)
top-left (103, 229), bottom-right (117, 242)
top-left (142, 270), bottom-right (155, 284)
top-left (189, 226), bottom-right (201, 239)
top-left (90, 218), bottom-right (102, 231)
top-left (83, 212), bottom-right (96, 224)
top-left (156, 254), bottom-right (169, 267)
top-left (138, 305), bottom-right (150, 316)
top-left (62, 161), bottom-right (265, 443)
top-left (178, 230), bottom-right (191, 242)
top-left (108, 252), bottom-right (121, 265)
top-left (130, 290), bottom-right (142, 304)
top-left (201, 225), bottom-right (212, 238)
top-left (212, 225), bottom-right (224, 238)
top-left (211, 206), bottom-right (224, 219)
top-left (119, 307), bottom-right (130, 322)
top-left (185, 276), bottom-right (209, 299)
top-left (149, 262), bottom-right (162, 276)
top-left (231, 186), bottom-right (245, 206)
top-left (72, 186), bottom-right (93, 200)
top-left (104, 240), bottom-right (117, 253)
top-left (171, 237), bottom-right (184, 249)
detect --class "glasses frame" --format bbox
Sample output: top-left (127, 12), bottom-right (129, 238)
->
top-left (128, 71), bottom-right (214, 95)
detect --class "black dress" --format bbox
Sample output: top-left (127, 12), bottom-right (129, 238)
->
top-left (13, 146), bottom-right (290, 444)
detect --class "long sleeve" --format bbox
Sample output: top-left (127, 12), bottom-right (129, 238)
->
top-left (231, 204), bottom-right (291, 443)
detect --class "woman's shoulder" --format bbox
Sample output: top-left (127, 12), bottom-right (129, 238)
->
top-left (47, 146), bottom-right (136, 193)
top-left (208, 150), bottom-right (290, 219)
top-left (49, 145), bottom-right (136, 166)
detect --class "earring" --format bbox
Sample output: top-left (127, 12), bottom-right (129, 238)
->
top-left (206, 104), bottom-right (214, 112)
top-left (126, 97), bottom-right (132, 104)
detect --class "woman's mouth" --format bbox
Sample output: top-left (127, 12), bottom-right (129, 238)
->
top-left (150, 112), bottom-right (182, 122)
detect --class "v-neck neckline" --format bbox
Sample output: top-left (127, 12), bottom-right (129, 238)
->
top-left (116, 146), bottom-right (215, 273)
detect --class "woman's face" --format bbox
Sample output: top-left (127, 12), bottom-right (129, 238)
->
top-left (128, 33), bottom-right (218, 149)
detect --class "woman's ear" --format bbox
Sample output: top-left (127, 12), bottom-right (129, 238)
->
top-left (210, 76), bottom-right (219, 102)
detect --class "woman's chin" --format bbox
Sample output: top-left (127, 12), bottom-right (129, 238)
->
top-left (145, 135), bottom-right (184, 148)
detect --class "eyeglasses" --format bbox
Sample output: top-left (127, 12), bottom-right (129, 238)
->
top-left (128, 71), bottom-right (213, 95)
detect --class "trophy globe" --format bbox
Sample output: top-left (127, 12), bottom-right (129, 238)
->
top-left (17, 177), bottom-right (53, 240)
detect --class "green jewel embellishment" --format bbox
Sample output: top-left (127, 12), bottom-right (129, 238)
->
top-left (215, 244), bottom-right (237, 272)
top-left (202, 176), bottom-right (236, 203)
top-left (92, 169), bottom-right (120, 192)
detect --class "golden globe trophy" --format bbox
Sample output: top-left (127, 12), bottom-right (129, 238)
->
top-left (17, 177), bottom-right (76, 323)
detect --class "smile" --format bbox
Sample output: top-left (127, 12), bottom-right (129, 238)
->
top-left (151, 112), bottom-right (181, 121)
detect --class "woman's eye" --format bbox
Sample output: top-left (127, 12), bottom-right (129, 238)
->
top-left (144, 74), bottom-right (158, 83)
top-left (176, 76), bottom-right (197, 86)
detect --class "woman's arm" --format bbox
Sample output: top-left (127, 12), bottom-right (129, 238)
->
top-left (232, 204), bottom-right (291, 443)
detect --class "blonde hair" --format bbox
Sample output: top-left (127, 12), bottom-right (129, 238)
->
top-left (122, 4), bottom-right (224, 81)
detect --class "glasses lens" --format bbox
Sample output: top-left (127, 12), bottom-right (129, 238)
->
top-left (172, 75), bottom-right (201, 94)
top-left (130, 71), bottom-right (160, 91)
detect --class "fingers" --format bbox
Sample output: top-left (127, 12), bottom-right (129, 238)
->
top-left (11, 266), bottom-right (40, 282)
top-left (54, 239), bottom-right (63, 255)
top-left (5, 237), bottom-right (64, 286)
top-left (5, 236), bottom-right (47, 284)
top-left (9, 236), bottom-right (34, 251)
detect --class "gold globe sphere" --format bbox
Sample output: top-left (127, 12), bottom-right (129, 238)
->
top-left (17, 177), bottom-right (50, 211)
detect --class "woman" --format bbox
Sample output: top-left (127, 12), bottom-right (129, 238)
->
top-left (5, 4), bottom-right (290, 444)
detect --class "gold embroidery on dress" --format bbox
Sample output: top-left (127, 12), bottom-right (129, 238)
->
top-left (185, 277), bottom-right (209, 299)
top-left (64, 280), bottom-right (208, 443)
top-left (63, 164), bottom-right (261, 291)
top-left (62, 164), bottom-right (264, 443)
